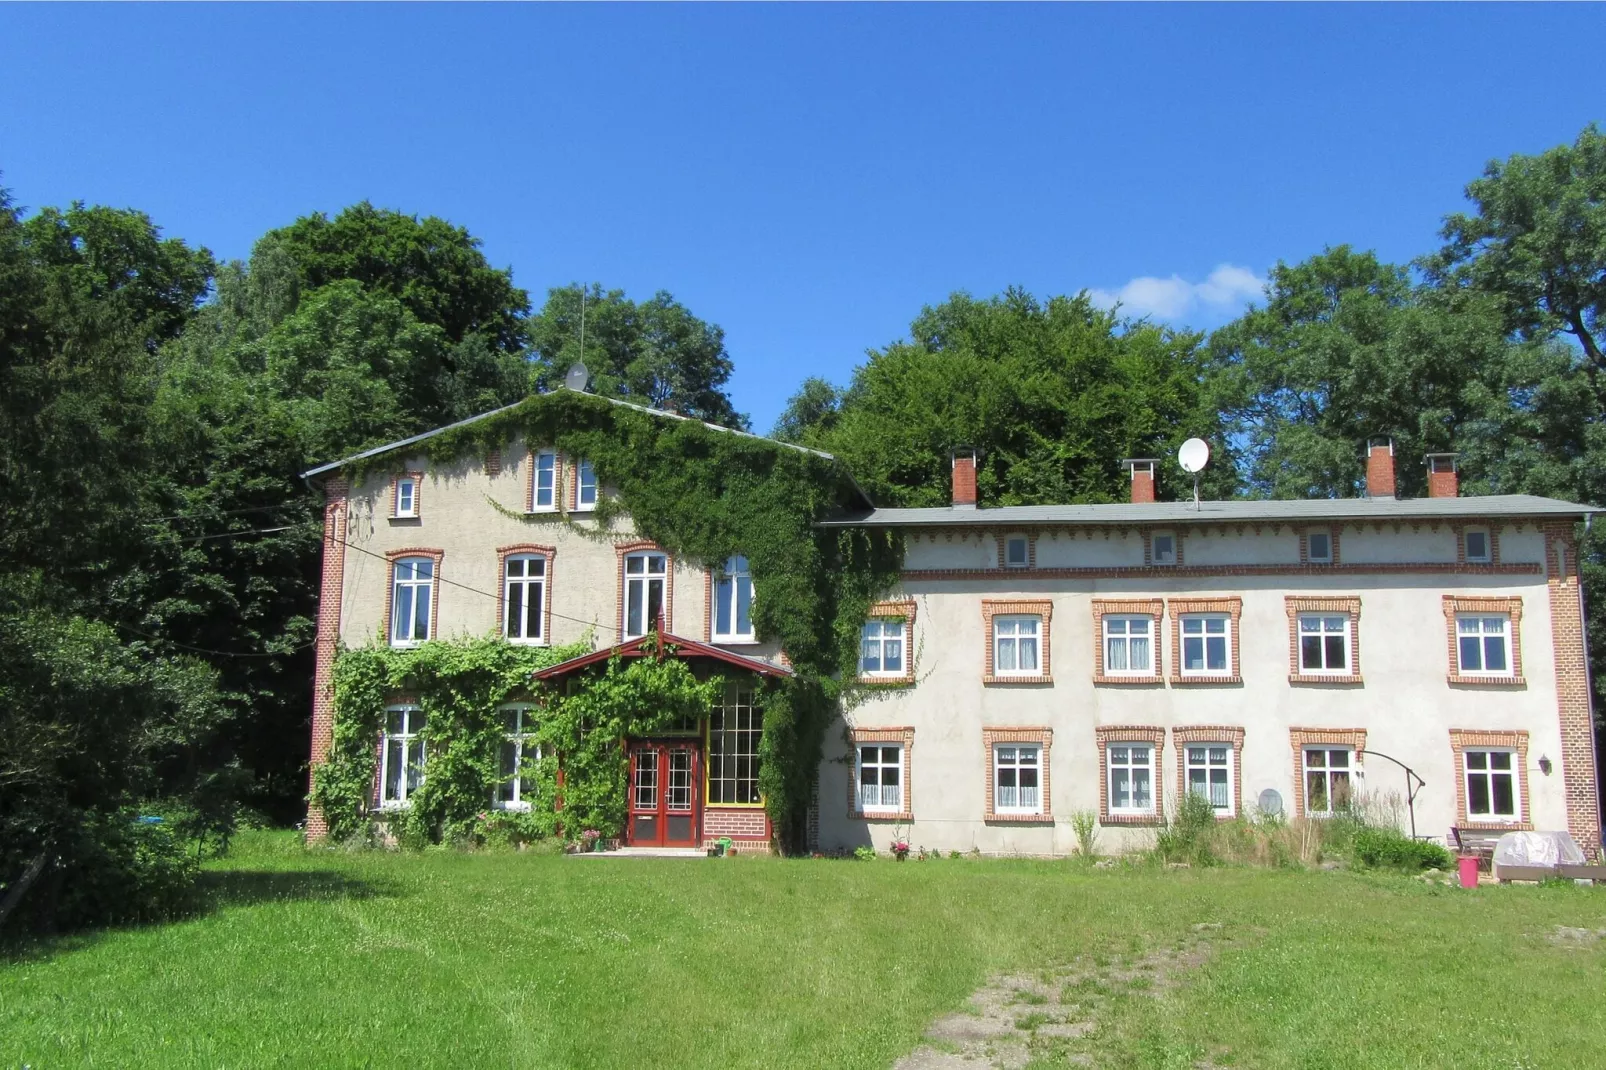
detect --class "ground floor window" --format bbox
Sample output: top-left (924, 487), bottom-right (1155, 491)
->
top-left (1185, 744), bottom-right (1233, 814)
top-left (380, 705), bottom-right (426, 808)
top-left (1304, 748), bottom-right (1353, 816)
top-left (1464, 749), bottom-right (1518, 820)
top-left (495, 705), bottom-right (537, 810)
top-left (707, 683), bottom-right (762, 804)
top-left (857, 745), bottom-right (903, 813)
top-left (1107, 743), bottom-right (1155, 815)
top-left (993, 744), bottom-right (1041, 814)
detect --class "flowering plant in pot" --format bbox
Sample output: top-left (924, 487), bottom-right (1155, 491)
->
top-left (581, 828), bottom-right (603, 852)
top-left (890, 825), bottom-right (911, 861)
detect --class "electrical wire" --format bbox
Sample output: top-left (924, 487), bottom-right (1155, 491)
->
top-left (113, 621), bottom-right (315, 660)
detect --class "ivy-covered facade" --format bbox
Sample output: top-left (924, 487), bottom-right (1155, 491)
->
top-left (304, 388), bottom-right (898, 853)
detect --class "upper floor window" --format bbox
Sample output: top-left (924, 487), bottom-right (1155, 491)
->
top-left (1307, 530), bottom-right (1332, 563)
top-left (623, 551), bottom-right (668, 638)
top-left (1464, 527), bottom-right (1491, 563)
top-left (576, 459), bottom-right (598, 509)
top-left (1152, 532), bottom-right (1177, 565)
top-left (504, 555), bottom-right (546, 644)
top-left (395, 477), bottom-right (418, 518)
top-left (1298, 615), bottom-right (1350, 675)
top-left (1004, 536), bottom-right (1029, 568)
top-left (1457, 615), bottom-right (1511, 676)
top-left (380, 705), bottom-right (426, 808)
top-left (859, 619), bottom-right (906, 677)
top-left (1464, 749), bottom-right (1517, 820)
top-left (712, 555), bottom-right (754, 641)
top-left (390, 557), bottom-right (434, 647)
top-left (1103, 615), bottom-right (1153, 675)
top-left (496, 705), bottom-right (537, 810)
top-left (531, 450), bottom-right (558, 511)
top-left (1179, 614), bottom-right (1231, 676)
top-left (992, 615), bottom-right (1041, 676)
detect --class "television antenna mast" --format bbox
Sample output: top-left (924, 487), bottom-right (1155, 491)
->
top-left (1178, 438), bottom-right (1210, 510)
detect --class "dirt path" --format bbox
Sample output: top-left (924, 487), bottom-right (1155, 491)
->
top-left (893, 922), bottom-right (1232, 1069)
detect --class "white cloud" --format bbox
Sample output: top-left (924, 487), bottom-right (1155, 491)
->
top-left (1089, 264), bottom-right (1264, 323)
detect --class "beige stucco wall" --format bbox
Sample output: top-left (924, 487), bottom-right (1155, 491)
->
top-left (819, 522), bottom-right (1575, 855)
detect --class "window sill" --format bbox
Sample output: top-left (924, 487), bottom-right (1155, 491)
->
top-left (389, 641), bottom-right (424, 651)
top-left (1093, 673), bottom-right (1163, 686)
top-left (1102, 813), bottom-right (1162, 827)
top-left (492, 802), bottom-right (532, 812)
top-left (1169, 675), bottom-right (1243, 686)
top-left (526, 507), bottom-right (559, 516)
top-left (857, 675), bottom-right (915, 687)
top-left (1447, 674), bottom-right (1526, 688)
top-left (1288, 673), bottom-right (1363, 686)
top-left (711, 636), bottom-right (760, 646)
top-left (706, 802), bottom-right (767, 810)
top-left (507, 639), bottom-right (549, 648)
top-left (983, 674), bottom-right (1053, 686)
top-left (985, 813), bottom-right (1052, 825)
top-left (852, 810), bottom-right (913, 823)
top-left (388, 515), bottom-right (421, 524)
top-left (1460, 819), bottom-right (1531, 831)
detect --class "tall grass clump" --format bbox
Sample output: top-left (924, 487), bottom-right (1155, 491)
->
top-left (1070, 810), bottom-right (1099, 860)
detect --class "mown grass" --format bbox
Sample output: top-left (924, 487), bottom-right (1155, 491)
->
top-left (2, 831), bottom-right (1603, 1069)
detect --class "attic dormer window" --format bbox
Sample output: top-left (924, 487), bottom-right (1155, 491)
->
top-left (1152, 532), bottom-right (1177, 566)
top-left (395, 476), bottom-right (418, 519)
top-left (1004, 536), bottom-right (1029, 568)
top-left (1307, 531), bottom-right (1332, 564)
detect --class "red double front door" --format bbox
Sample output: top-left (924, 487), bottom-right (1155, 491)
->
top-left (627, 741), bottom-right (700, 847)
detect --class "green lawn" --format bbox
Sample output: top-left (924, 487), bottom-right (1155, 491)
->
top-left (2, 832), bottom-right (1604, 1069)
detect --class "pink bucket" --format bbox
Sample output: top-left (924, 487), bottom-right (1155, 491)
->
top-left (1457, 855), bottom-right (1480, 889)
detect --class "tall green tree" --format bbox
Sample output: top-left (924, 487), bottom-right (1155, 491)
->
top-left (528, 284), bottom-right (747, 429)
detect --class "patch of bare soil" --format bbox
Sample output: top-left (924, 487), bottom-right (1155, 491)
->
top-left (893, 923), bottom-right (1234, 1070)
top-left (1548, 925), bottom-right (1606, 948)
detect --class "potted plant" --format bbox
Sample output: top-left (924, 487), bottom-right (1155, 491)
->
top-left (582, 828), bottom-right (603, 852)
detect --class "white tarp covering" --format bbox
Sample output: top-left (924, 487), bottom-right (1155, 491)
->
top-left (1492, 831), bottom-right (1586, 867)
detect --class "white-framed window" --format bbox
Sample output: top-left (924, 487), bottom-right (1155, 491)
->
top-left (495, 704), bottom-right (538, 810)
top-left (1186, 744), bottom-right (1233, 815)
top-left (857, 744), bottom-right (903, 813)
top-left (1107, 743), bottom-right (1155, 814)
top-left (1464, 749), bottom-right (1518, 820)
top-left (1004, 535), bottom-right (1029, 568)
top-left (992, 615), bottom-right (1041, 676)
top-left (395, 477), bottom-right (418, 518)
top-left (709, 683), bottom-right (762, 804)
top-left (1152, 532), bottom-right (1177, 565)
top-left (379, 705), bottom-right (426, 808)
top-left (1298, 614), bottom-right (1350, 674)
top-left (623, 551), bottom-right (668, 638)
top-left (1179, 614), bottom-right (1231, 676)
top-left (1307, 530), bottom-right (1332, 563)
top-left (1464, 527), bottom-right (1491, 563)
top-left (712, 555), bottom-right (754, 641)
top-left (531, 450), bottom-right (558, 511)
top-left (576, 459), bottom-right (598, 509)
top-left (993, 744), bottom-right (1042, 814)
top-left (1457, 615), bottom-right (1512, 676)
top-left (1304, 747), bottom-right (1353, 816)
top-left (1102, 615), bottom-right (1153, 675)
top-left (859, 619), bottom-right (906, 677)
top-left (503, 554), bottom-right (546, 644)
top-left (390, 557), bottom-right (434, 647)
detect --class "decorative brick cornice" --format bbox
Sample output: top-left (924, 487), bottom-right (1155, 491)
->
top-left (615, 540), bottom-right (674, 640)
top-left (306, 477), bottom-right (349, 841)
top-left (981, 599), bottom-right (1053, 685)
top-left (495, 544), bottom-right (555, 643)
top-left (983, 726), bottom-right (1053, 823)
top-left (1167, 597), bottom-right (1243, 685)
top-left (1448, 728), bottom-right (1532, 831)
top-left (1288, 727), bottom-right (1366, 819)
top-left (901, 562), bottom-right (1541, 582)
top-left (1172, 726), bottom-right (1246, 820)
top-left (847, 726), bottom-right (914, 821)
top-left (1441, 595), bottom-right (1525, 686)
top-left (1095, 725), bottom-right (1165, 826)
top-left (1284, 595), bottom-right (1363, 685)
top-left (1091, 598), bottom-right (1164, 684)
top-left (1542, 522), bottom-right (1601, 855)
top-left (858, 600), bottom-right (917, 685)
top-left (381, 547), bottom-right (444, 646)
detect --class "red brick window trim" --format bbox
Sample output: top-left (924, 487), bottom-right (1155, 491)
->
top-left (1167, 597), bottom-right (1243, 685)
top-left (996, 532), bottom-right (1037, 570)
top-left (1285, 596), bottom-right (1363, 685)
top-left (981, 599), bottom-right (1053, 685)
top-left (1173, 726), bottom-right (1245, 820)
top-left (615, 541), bottom-right (674, 640)
top-left (528, 447), bottom-right (563, 513)
top-left (382, 548), bottom-right (444, 647)
top-left (1289, 727), bottom-right (1367, 819)
top-left (858, 599), bottom-right (917, 685)
top-left (496, 544), bottom-right (556, 645)
top-left (848, 726), bottom-right (914, 821)
top-left (983, 726), bottom-right (1053, 824)
top-left (1299, 525), bottom-right (1341, 565)
top-left (1092, 598), bottom-right (1164, 684)
top-left (1442, 595), bottom-right (1525, 686)
top-left (1095, 725), bottom-right (1165, 826)
top-left (390, 471), bottom-right (424, 520)
top-left (1448, 728), bottom-right (1532, 831)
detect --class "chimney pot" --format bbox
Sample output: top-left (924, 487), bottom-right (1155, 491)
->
top-left (1426, 453), bottom-right (1459, 498)
top-left (1122, 459), bottom-right (1158, 504)
top-left (1365, 439), bottom-right (1396, 499)
top-left (951, 448), bottom-right (978, 509)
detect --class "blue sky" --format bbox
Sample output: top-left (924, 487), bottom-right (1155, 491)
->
top-left (2, 4), bottom-right (1600, 432)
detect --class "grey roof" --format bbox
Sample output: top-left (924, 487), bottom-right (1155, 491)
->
top-left (819, 494), bottom-right (1597, 528)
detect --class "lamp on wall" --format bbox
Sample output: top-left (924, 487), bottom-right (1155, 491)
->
top-left (1538, 755), bottom-right (1553, 776)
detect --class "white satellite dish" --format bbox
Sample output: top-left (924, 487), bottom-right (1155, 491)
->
top-left (1178, 437), bottom-right (1211, 474)
top-left (564, 362), bottom-right (590, 392)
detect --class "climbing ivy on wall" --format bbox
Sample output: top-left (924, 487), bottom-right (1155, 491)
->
top-left (328, 390), bottom-right (904, 851)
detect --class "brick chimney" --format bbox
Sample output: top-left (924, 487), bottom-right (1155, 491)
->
top-left (1365, 439), bottom-right (1396, 499)
top-left (1426, 453), bottom-right (1459, 498)
top-left (951, 448), bottom-right (978, 509)
top-left (1122, 459), bottom-right (1157, 504)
